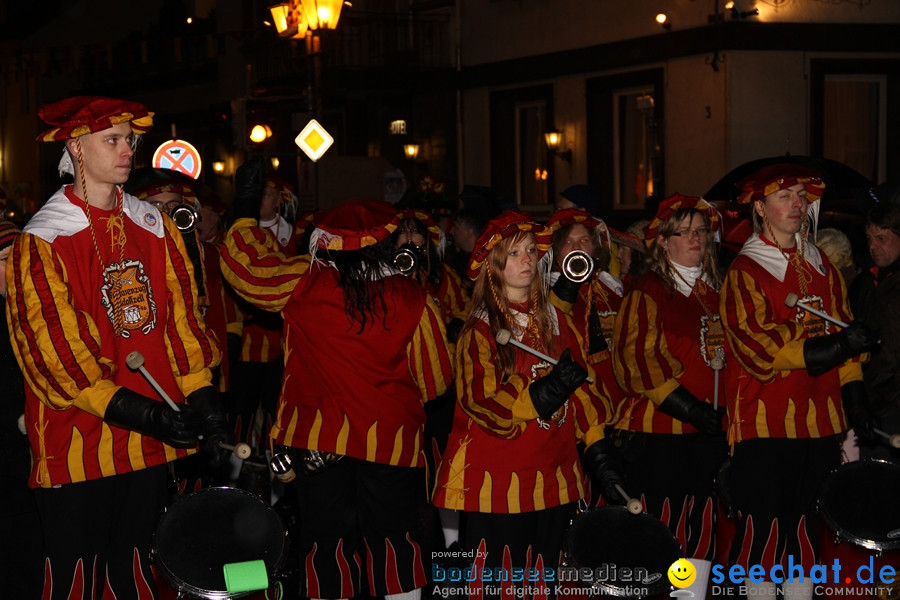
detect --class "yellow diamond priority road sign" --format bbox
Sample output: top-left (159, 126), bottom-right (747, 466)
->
top-left (295, 119), bottom-right (334, 162)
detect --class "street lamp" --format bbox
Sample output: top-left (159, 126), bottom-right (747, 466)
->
top-left (300, 0), bottom-right (345, 30)
top-left (403, 143), bottom-right (420, 161)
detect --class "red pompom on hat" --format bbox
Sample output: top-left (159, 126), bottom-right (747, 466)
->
top-left (0, 218), bottom-right (21, 251)
top-left (37, 96), bottom-right (154, 142)
top-left (310, 198), bottom-right (401, 252)
top-left (735, 164), bottom-right (825, 205)
top-left (644, 194), bottom-right (721, 242)
top-left (467, 210), bottom-right (552, 280)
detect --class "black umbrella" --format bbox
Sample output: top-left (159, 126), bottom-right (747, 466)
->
top-left (703, 154), bottom-right (873, 211)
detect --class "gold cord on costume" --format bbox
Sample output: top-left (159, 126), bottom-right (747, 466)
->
top-left (762, 210), bottom-right (812, 296)
top-left (76, 138), bottom-right (127, 336)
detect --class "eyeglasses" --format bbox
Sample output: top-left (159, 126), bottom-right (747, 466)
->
top-left (670, 228), bottom-right (710, 240)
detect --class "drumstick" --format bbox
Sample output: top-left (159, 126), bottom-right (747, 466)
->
top-left (219, 442), bottom-right (253, 459)
top-left (127, 351), bottom-right (245, 456)
top-left (873, 428), bottom-right (900, 449)
top-left (784, 293), bottom-right (849, 328)
top-left (495, 329), bottom-right (594, 384)
top-left (710, 355), bottom-right (724, 411)
top-left (126, 351), bottom-right (181, 412)
top-left (614, 484), bottom-right (644, 515)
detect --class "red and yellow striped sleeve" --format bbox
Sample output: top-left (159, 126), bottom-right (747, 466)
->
top-left (408, 296), bottom-right (454, 402)
top-left (6, 233), bottom-right (119, 417)
top-left (561, 310), bottom-right (612, 446)
top-left (219, 218), bottom-right (310, 312)
top-left (163, 218), bottom-right (222, 394)
top-left (720, 269), bottom-right (802, 383)
top-left (440, 265), bottom-right (471, 322)
top-left (223, 281), bottom-right (244, 338)
top-left (455, 327), bottom-right (539, 440)
top-left (612, 288), bottom-right (683, 401)
top-left (572, 364), bottom-right (611, 448)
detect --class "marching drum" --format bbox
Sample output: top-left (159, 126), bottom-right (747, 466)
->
top-left (817, 460), bottom-right (900, 600)
top-left (153, 487), bottom-right (288, 599)
top-left (561, 506), bottom-right (682, 599)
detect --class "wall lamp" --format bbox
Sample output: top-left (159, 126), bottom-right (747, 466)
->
top-left (403, 143), bottom-right (421, 161)
top-left (655, 13), bottom-right (671, 31)
top-left (544, 131), bottom-right (572, 163)
top-left (212, 161), bottom-right (225, 174)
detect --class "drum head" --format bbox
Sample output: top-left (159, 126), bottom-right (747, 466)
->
top-left (818, 459), bottom-right (900, 552)
top-left (562, 506), bottom-right (682, 598)
top-left (154, 487), bottom-right (287, 599)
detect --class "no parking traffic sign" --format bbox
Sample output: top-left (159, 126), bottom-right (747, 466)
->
top-left (152, 139), bottom-right (202, 179)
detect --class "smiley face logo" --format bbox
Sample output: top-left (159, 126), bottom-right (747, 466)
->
top-left (667, 558), bottom-right (696, 588)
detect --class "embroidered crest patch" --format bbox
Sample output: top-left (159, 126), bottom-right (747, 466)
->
top-left (100, 259), bottom-right (157, 337)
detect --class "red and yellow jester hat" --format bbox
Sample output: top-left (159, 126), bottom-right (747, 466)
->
top-left (0, 218), bottom-right (21, 252)
top-left (467, 210), bottom-right (552, 280)
top-left (545, 207), bottom-right (601, 234)
top-left (37, 96), bottom-right (154, 142)
top-left (644, 194), bottom-right (721, 246)
top-left (396, 208), bottom-right (445, 248)
top-left (310, 198), bottom-right (401, 253)
top-left (735, 164), bottom-right (825, 205)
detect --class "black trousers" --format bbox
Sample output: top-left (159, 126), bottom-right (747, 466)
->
top-left (727, 436), bottom-right (841, 570)
top-left (33, 464), bottom-right (170, 600)
top-left (292, 455), bottom-right (427, 598)
top-left (614, 430), bottom-right (727, 560)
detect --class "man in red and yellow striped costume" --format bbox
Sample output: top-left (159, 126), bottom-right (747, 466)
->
top-left (720, 164), bottom-right (879, 599)
top-left (9, 96), bottom-right (225, 600)
top-left (220, 162), bottom-right (452, 600)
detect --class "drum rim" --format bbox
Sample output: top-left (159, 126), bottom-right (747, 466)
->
top-left (817, 459), bottom-right (900, 552)
top-left (561, 506), bottom-right (682, 599)
top-left (153, 486), bottom-right (288, 599)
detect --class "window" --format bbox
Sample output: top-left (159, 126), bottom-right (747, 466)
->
top-left (822, 75), bottom-right (886, 183)
top-left (810, 59), bottom-right (900, 186)
top-left (613, 88), bottom-right (658, 210)
top-left (490, 84), bottom-right (554, 208)
top-left (514, 102), bottom-right (549, 206)
top-left (586, 68), bottom-right (665, 225)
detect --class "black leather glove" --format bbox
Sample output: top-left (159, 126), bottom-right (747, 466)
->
top-left (804, 321), bottom-right (880, 377)
top-left (552, 271), bottom-right (584, 304)
top-left (657, 386), bottom-right (724, 435)
top-left (583, 438), bottom-right (626, 505)
top-left (529, 348), bottom-right (588, 420)
top-left (446, 318), bottom-right (464, 345)
top-left (104, 388), bottom-right (199, 448)
top-left (841, 380), bottom-right (880, 442)
top-left (186, 386), bottom-right (234, 467)
top-left (232, 157), bottom-right (265, 222)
